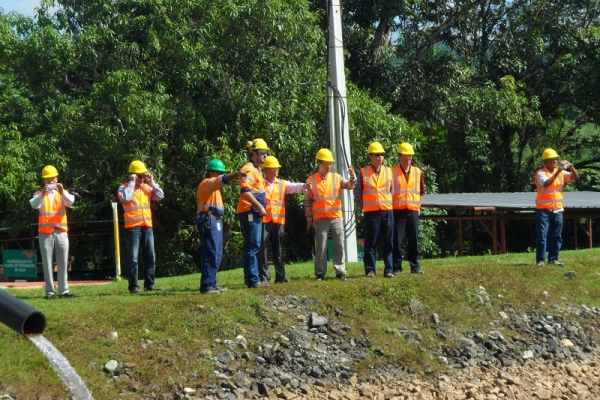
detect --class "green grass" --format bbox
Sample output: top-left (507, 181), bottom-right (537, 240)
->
top-left (1, 248), bottom-right (600, 399)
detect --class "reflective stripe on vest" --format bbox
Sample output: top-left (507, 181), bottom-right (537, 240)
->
top-left (197, 177), bottom-right (225, 216)
top-left (122, 184), bottom-right (153, 228)
top-left (263, 180), bottom-right (286, 224)
top-left (360, 166), bottom-right (392, 212)
top-left (37, 191), bottom-right (68, 233)
top-left (310, 173), bottom-right (342, 219)
top-left (236, 162), bottom-right (266, 213)
top-left (535, 169), bottom-right (564, 210)
top-left (392, 166), bottom-right (422, 211)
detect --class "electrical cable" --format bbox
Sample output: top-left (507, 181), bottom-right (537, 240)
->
top-left (325, 0), bottom-right (357, 238)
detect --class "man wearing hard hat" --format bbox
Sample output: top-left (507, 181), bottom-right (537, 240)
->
top-left (30, 165), bottom-right (76, 299)
top-left (196, 159), bottom-right (246, 294)
top-left (354, 142), bottom-right (395, 278)
top-left (117, 160), bottom-right (165, 293)
top-left (534, 148), bottom-right (579, 268)
top-left (305, 148), bottom-right (356, 281)
top-left (237, 138), bottom-right (270, 288)
top-left (258, 155), bottom-right (310, 284)
top-left (392, 142), bottom-right (425, 275)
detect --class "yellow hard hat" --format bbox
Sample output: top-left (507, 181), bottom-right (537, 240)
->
top-left (263, 155), bottom-right (281, 169)
top-left (398, 142), bottom-right (415, 155)
top-left (316, 148), bottom-right (334, 162)
top-left (247, 138), bottom-right (270, 151)
top-left (41, 165), bottom-right (59, 179)
top-left (129, 160), bottom-right (148, 174)
top-left (367, 142), bottom-right (385, 154)
top-left (541, 148), bottom-right (559, 160)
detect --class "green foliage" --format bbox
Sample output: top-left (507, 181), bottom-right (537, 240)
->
top-left (3, 0), bottom-right (600, 268)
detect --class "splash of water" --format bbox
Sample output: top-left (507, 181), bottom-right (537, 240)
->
top-left (29, 335), bottom-right (94, 400)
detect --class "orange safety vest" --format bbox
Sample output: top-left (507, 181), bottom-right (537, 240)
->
top-left (196, 177), bottom-right (225, 216)
top-left (360, 166), bottom-right (392, 212)
top-left (118, 183), bottom-right (153, 228)
top-left (236, 162), bottom-right (266, 213)
top-left (392, 166), bottom-right (422, 211)
top-left (263, 180), bottom-right (287, 224)
top-left (37, 191), bottom-right (68, 234)
top-left (535, 168), bottom-right (564, 210)
top-left (309, 172), bottom-right (342, 220)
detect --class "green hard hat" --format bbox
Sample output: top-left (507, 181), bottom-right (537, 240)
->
top-left (206, 159), bottom-right (226, 173)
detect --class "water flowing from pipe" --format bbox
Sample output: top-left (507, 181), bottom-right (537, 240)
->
top-left (29, 335), bottom-right (94, 400)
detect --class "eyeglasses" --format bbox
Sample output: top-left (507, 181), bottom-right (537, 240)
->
top-left (258, 151), bottom-right (268, 156)
top-left (370, 153), bottom-right (385, 157)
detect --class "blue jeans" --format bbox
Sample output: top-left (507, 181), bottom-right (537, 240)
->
top-left (536, 209), bottom-right (563, 263)
top-left (363, 210), bottom-right (394, 275)
top-left (198, 215), bottom-right (223, 292)
top-left (125, 227), bottom-right (156, 291)
top-left (238, 211), bottom-right (261, 287)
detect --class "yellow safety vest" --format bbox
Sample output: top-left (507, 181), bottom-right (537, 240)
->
top-left (360, 165), bottom-right (392, 212)
top-left (392, 166), bottom-right (422, 211)
top-left (263, 180), bottom-right (287, 224)
top-left (309, 173), bottom-right (342, 220)
top-left (118, 184), bottom-right (153, 228)
top-left (535, 168), bottom-right (564, 210)
top-left (37, 191), bottom-right (68, 234)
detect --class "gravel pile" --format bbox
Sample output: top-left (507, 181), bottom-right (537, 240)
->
top-left (5, 290), bottom-right (597, 399)
top-left (99, 292), bottom-right (600, 399)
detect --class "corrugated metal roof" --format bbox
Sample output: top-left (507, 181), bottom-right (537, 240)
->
top-left (421, 191), bottom-right (600, 210)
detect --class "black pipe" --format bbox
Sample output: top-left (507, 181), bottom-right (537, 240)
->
top-left (0, 289), bottom-right (46, 336)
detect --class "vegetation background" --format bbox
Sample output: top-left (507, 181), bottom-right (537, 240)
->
top-left (1, 0), bottom-right (600, 276)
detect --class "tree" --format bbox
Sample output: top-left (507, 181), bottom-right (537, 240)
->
top-left (329, 0), bottom-right (600, 193)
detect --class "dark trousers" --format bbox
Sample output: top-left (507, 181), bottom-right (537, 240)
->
top-left (258, 222), bottom-right (286, 282)
top-left (393, 209), bottom-right (421, 272)
top-left (363, 210), bottom-right (394, 275)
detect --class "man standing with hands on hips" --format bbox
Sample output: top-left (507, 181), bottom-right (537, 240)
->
top-left (118, 160), bottom-right (164, 293)
top-left (30, 165), bottom-right (76, 299)
top-left (535, 148), bottom-right (578, 268)
top-left (237, 138), bottom-right (269, 288)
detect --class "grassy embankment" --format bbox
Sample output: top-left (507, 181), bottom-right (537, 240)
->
top-left (1, 248), bottom-right (599, 399)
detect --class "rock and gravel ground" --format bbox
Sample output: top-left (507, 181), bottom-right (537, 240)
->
top-left (3, 291), bottom-right (598, 400)
top-left (99, 293), bottom-right (600, 399)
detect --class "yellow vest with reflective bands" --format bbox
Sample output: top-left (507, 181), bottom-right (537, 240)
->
top-left (309, 173), bottom-right (342, 219)
top-left (37, 191), bottom-right (68, 234)
top-left (392, 166), bottom-right (422, 211)
top-left (236, 162), bottom-right (266, 213)
top-left (196, 177), bottom-right (225, 216)
top-left (263, 180), bottom-right (287, 224)
top-left (360, 166), bottom-right (392, 212)
top-left (535, 168), bottom-right (564, 210)
top-left (119, 184), bottom-right (153, 228)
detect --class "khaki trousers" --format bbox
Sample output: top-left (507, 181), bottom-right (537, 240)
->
top-left (39, 230), bottom-right (70, 295)
top-left (314, 217), bottom-right (346, 278)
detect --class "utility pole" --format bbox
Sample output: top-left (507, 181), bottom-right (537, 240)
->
top-left (328, 0), bottom-right (358, 262)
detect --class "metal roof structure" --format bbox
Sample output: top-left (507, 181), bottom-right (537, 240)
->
top-left (421, 191), bottom-right (600, 211)
top-left (418, 191), bottom-right (600, 255)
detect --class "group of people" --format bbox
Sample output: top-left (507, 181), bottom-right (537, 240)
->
top-left (196, 139), bottom-right (426, 294)
top-left (29, 142), bottom-right (577, 299)
top-left (31, 160), bottom-right (165, 298)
